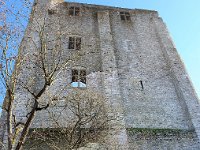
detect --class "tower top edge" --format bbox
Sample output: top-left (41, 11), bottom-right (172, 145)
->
top-left (60, 1), bottom-right (158, 15)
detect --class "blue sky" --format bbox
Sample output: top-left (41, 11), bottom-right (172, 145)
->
top-left (0, 0), bottom-right (200, 107)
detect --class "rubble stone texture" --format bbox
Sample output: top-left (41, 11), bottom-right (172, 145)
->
top-left (1, 0), bottom-right (200, 149)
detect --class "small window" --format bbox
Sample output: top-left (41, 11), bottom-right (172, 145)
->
top-left (71, 69), bottom-right (86, 88)
top-left (68, 37), bottom-right (81, 50)
top-left (69, 7), bottom-right (80, 16)
top-left (48, 9), bottom-right (56, 15)
top-left (120, 12), bottom-right (131, 21)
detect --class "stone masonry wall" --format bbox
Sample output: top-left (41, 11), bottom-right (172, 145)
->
top-left (110, 9), bottom-right (190, 129)
top-left (128, 129), bottom-right (200, 150)
top-left (1, 0), bottom-right (200, 149)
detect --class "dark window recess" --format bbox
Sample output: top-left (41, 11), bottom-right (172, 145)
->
top-left (75, 7), bottom-right (80, 16)
top-left (69, 7), bottom-right (74, 16)
top-left (76, 38), bottom-right (81, 50)
top-left (72, 69), bottom-right (78, 82)
top-left (140, 80), bottom-right (144, 90)
top-left (71, 69), bottom-right (86, 87)
top-left (80, 70), bottom-right (86, 84)
top-left (69, 7), bottom-right (80, 16)
top-left (68, 37), bottom-right (81, 50)
top-left (120, 12), bottom-right (131, 21)
top-left (69, 37), bottom-right (75, 49)
top-left (48, 9), bottom-right (56, 15)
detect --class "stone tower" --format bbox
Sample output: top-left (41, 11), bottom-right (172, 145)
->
top-left (1, 0), bottom-right (200, 149)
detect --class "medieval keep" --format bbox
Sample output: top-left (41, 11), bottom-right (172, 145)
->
top-left (1, 0), bottom-right (200, 149)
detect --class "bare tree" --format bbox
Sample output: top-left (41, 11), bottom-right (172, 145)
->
top-left (24, 89), bottom-right (110, 150)
top-left (0, 0), bottom-right (68, 149)
top-left (0, 0), bottom-right (35, 149)
top-left (0, 1), bottom-right (113, 150)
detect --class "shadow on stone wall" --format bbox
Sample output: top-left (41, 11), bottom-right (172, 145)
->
top-left (127, 128), bottom-right (200, 150)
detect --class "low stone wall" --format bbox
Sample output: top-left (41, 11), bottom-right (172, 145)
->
top-left (23, 128), bottom-right (200, 150)
top-left (127, 128), bottom-right (200, 150)
top-left (23, 128), bottom-right (106, 150)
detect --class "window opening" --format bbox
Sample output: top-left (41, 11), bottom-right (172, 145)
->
top-left (120, 12), bottom-right (131, 21)
top-left (68, 37), bottom-right (81, 50)
top-left (69, 7), bottom-right (80, 16)
top-left (48, 9), bottom-right (56, 15)
top-left (71, 69), bottom-right (86, 88)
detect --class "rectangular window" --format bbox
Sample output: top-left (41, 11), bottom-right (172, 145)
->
top-left (120, 12), bottom-right (131, 21)
top-left (68, 37), bottom-right (81, 50)
top-left (69, 7), bottom-right (80, 16)
top-left (48, 9), bottom-right (56, 15)
top-left (69, 37), bottom-right (75, 49)
top-left (72, 70), bottom-right (79, 82)
top-left (69, 7), bottom-right (74, 16)
top-left (76, 37), bottom-right (81, 50)
top-left (71, 69), bottom-right (86, 88)
top-left (80, 70), bottom-right (86, 84)
top-left (75, 7), bottom-right (80, 16)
